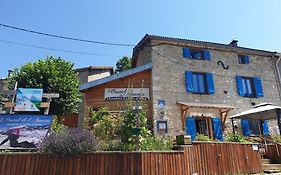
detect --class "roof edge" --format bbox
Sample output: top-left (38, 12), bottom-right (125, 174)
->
top-left (79, 63), bottom-right (152, 91)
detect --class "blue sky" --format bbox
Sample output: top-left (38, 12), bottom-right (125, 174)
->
top-left (0, 1), bottom-right (281, 78)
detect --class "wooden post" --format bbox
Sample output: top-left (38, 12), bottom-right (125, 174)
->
top-left (276, 109), bottom-right (281, 135)
top-left (44, 98), bottom-right (51, 115)
top-left (7, 81), bottom-right (17, 114)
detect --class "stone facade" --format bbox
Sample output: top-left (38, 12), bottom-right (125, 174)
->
top-left (133, 35), bottom-right (281, 136)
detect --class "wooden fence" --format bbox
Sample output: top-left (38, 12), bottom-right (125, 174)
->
top-left (0, 142), bottom-right (262, 175)
top-left (264, 144), bottom-right (281, 163)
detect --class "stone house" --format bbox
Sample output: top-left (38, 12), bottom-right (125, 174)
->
top-left (80, 34), bottom-right (281, 140)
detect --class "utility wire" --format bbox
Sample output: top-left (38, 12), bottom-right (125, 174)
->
top-left (151, 49), bottom-right (281, 83)
top-left (0, 39), bottom-right (123, 57)
top-left (0, 23), bottom-right (135, 47)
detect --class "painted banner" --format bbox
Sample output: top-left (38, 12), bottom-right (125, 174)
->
top-left (104, 88), bottom-right (149, 100)
top-left (15, 88), bottom-right (43, 112)
top-left (0, 115), bottom-right (53, 149)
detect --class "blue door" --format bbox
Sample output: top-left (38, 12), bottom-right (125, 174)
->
top-left (186, 117), bottom-right (196, 141)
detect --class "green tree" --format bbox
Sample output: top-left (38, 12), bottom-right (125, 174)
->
top-left (8, 56), bottom-right (81, 115)
top-left (115, 56), bottom-right (132, 73)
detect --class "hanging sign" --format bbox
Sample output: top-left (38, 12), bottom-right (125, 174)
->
top-left (104, 88), bottom-right (149, 100)
top-left (15, 88), bottom-right (43, 112)
top-left (0, 115), bottom-right (53, 149)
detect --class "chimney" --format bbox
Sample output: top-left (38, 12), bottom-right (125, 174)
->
top-left (229, 40), bottom-right (238, 47)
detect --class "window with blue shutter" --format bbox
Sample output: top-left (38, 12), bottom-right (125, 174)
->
top-left (238, 55), bottom-right (250, 64)
top-left (253, 77), bottom-right (264, 97)
top-left (203, 50), bottom-right (211, 60)
top-left (236, 76), bottom-right (245, 96)
top-left (183, 48), bottom-right (191, 58)
top-left (206, 73), bottom-right (215, 94)
top-left (186, 117), bottom-right (196, 141)
top-left (182, 47), bottom-right (211, 60)
top-left (236, 75), bottom-right (263, 98)
top-left (263, 120), bottom-right (269, 136)
top-left (185, 71), bottom-right (215, 95)
top-left (241, 119), bottom-right (250, 136)
top-left (185, 71), bottom-right (193, 93)
top-left (212, 118), bottom-right (224, 141)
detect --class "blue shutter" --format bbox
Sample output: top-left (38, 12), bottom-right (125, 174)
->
top-left (241, 119), bottom-right (250, 136)
top-left (244, 55), bottom-right (250, 64)
top-left (253, 77), bottom-right (264, 97)
top-left (203, 50), bottom-right (211, 60)
top-left (185, 71), bottom-right (193, 93)
top-left (183, 48), bottom-right (191, 58)
top-left (206, 73), bottom-right (215, 94)
top-left (212, 118), bottom-right (223, 141)
top-left (186, 117), bottom-right (196, 141)
top-left (263, 120), bottom-right (269, 136)
top-left (236, 76), bottom-right (245, 96)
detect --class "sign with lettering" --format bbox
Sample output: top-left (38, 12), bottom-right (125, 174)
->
top-left (104, 88), bottom-right (149, 100)
top-left (15, 88), bottom-right (43, 112)
top-left (0, 115), bottom-right (53, 149)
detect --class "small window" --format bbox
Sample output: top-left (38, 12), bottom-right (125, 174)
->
top-left (157, 120), bottom-right (168, 134)
top-left (241, 77), bottom-right (255, 97)
top-left (183, 48), bottom-right (210, 60)
top-left (238, 55), bottom-right (250, 64)
top-left (192, 73), bottom-right (207, 94)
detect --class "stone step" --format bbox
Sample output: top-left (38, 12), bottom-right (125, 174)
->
top-left (262, 159), bottom-right (271, 164)
top-left (262, 164), bottom-right (281, 172)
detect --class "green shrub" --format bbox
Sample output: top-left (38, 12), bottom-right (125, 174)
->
top-left (98, 140), bottom-right (126, 151)
top-left (195, 134), bottom-right (211, 141)
top-left (272, 135), bottom-right (281, 143)
top-left (226, 133), bottom-right (245, 142)
top-left (89, 107), bottom-right (122, 142)
top-left (51, 116), bottom-right (65, 133)
top-left (40, 128), bottom-right (98, 157)
top-left (141, 135), bottom-right (173, 151)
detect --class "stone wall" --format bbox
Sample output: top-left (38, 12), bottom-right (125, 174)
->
top-left (140, 41), bottom-right (281, 136)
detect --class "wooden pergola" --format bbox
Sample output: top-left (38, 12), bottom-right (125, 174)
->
top-left (177, 102), bottom-right (236, 132)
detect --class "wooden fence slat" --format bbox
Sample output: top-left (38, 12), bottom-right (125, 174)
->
top-left (0, 143), bottom-right (263, 175)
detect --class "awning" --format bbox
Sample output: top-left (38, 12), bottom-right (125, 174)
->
top-left (228, 103), bottom-right (281, 120)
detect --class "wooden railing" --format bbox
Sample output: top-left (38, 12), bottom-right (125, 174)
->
top-left (0, 142), bottom-right (262, 175)
top-left (264, 144), bottom-right (281, 163)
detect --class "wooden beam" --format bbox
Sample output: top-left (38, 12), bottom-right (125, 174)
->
top-left (4, 102), bottom-right (15, 108)
top-left (221, 110), bottom-right (230, 131)
top-left (0, 90), bottom-right (59, 99)
top-left (4, 102), bottom-right (50, 108)
top-left (180, 105), bottom-right (189, 130)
